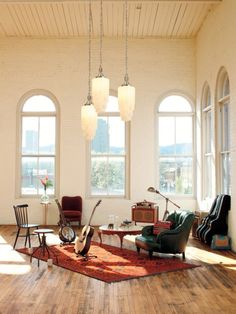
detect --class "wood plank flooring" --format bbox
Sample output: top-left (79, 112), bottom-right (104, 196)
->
top-left (1, 225), bottom-right (236, 314)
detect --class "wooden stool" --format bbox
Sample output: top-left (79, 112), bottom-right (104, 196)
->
top-left (30, 229), bottom-right (58, 267)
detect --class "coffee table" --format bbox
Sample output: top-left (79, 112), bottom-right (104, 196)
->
top-left (98, 225), bottom-right (143, 249)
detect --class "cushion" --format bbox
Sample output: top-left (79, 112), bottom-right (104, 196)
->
top-left (153, 220), bottom-right (172, 235)
top-left (63, 210), bottom-right (82, 217)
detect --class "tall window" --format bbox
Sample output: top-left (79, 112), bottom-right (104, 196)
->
top-left (19, 94), bottom-right (57, 196)
top-left (202, 83), bottom-right (213, 199)
top-left (89, 96), bottom-right (129, 197)
top-left (158, 95), bottom-right (194, 196)
top-left (217, 69), bottom-right (230, 194)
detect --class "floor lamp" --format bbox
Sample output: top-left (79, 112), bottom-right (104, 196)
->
top-left (147, 187), bottom-right (180, 220)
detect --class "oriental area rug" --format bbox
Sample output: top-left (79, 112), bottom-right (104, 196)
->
top-left (17, 242), bottom-right (199, 283)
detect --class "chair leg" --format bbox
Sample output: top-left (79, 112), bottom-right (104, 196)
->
top-left (149, 251), bottom-right (153, 259)
top-left (136, 246), bottom-right (140, 254)
top-left (182, 252), bottom-right (185, 259)
top-left (27, 228), bottom-right (31, 248)
top-left (36, 226), bottom-right (41, 245)
top-left (13, 227), bottom-right (20, 249)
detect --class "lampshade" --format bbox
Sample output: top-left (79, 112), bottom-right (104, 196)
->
top-left (118, 84), bottom-right (135, 121)
top-left (92, 0), bottom-right (109, 114)
top-left (147, 186), bottom-right (157, 193)
top-left (92, 75), bottom-right (110, 113)
top-left (81, 102), bottom-right (97, 141)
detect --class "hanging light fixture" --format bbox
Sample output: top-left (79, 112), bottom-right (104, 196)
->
top-left (81, 0), bottom-right (97, 141)
top-left (92, 0), bottom-right (109, 113)
top-left (118, 0), bottom-right (135, 122)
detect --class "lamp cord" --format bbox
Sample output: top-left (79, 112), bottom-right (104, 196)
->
top-left (98, 0), bottom-right (103, 76)
top-left (87, 0), bottom-right (92, 103)
top-left (124, 0), bottom-right (129, 85)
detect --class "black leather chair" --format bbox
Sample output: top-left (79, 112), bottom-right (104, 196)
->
top-left (135, 210), bottom-right (195, 259)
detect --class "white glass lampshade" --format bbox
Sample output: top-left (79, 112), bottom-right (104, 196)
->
top-left (118, 84), bottom-right (135, 121)
top-left (92, 76), bottom-right (110, 113)
top-left (81, 104), bottom-right (98, 140)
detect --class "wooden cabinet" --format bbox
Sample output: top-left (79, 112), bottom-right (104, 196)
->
top-left (132, 204), bottom-right (158, 224)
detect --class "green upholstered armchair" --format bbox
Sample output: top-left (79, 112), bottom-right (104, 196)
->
top-left (135, 210), bottom-right (195, 259)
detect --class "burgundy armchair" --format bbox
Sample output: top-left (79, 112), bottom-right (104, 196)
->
top-left (61, 196), bottom-right (82, 226)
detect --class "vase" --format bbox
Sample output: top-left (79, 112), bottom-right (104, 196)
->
top-left (41, 190), bottom-right (49, 203)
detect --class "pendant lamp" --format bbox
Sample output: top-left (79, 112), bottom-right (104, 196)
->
top-left (118, 0), bottom-right (135, 122)
top-left (81, 0), bottom-right (97, 141)
top-left (92, 0), bottom-right (109, 113)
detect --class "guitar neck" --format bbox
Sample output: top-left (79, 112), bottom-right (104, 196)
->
top-left (87, 200), bottom-right (102, 227)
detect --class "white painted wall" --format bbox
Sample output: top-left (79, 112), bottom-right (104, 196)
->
top-left (196, 0), bottom-right (236, 249)
top-left (0, 37), bottom-right (196, 227)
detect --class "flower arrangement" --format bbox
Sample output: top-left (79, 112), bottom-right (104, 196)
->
top-left (40, 175), bottom-right (53, 191)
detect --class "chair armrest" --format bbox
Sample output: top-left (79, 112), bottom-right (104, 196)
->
top-left (156, 226), bottom-right (183, 243)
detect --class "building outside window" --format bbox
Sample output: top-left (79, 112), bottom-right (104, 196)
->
top-left (202, 83), bottom-right (214, 199)
top-left (89, 96), bottom-right (129, 197)
top-left (158, 95), bottom-right (194, 196)
top-left (217, 68), bottom-right (230, 195)
top-left (19, 93), bottom-right (57, 197)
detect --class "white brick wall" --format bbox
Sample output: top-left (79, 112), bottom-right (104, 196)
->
top-left (196, 0), bottom-right (236, 250)
top-left (0, 37), bottom-right (196, 225)
top-left (1, 1), bottom-right (235, 251)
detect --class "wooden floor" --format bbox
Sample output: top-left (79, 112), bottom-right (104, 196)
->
top-left (1, 225), bottom-right (236, 314)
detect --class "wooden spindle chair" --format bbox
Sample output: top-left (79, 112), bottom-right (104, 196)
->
top-left (13, 204), bottom-right (40, 249)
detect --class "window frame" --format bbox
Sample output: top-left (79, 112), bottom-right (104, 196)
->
top-left (216, 68), bottom-right (231, 195)
top-left (156, 93), bottom-right (195, 198)
top-left (201, 83), bottom-right (214, 199)
top-left (87, 97), bottom-right (130, 198)
top-left (17, 90), bottom-right (59, 198)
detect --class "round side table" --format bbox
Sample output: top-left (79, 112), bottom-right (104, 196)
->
top-left (30, 229), bottom-right (58, 267)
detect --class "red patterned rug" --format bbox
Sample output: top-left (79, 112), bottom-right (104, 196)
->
top-left (17, 242), bottom-right (199, 283)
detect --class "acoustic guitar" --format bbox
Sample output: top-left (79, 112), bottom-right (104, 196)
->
top-left (74, 199), bottom-right (102, 256)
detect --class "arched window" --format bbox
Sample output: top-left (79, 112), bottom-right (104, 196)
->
top-left (216, 68), bottom-right (230, 194)
top-left (19, 93), bottom-right (58, 197)
top-left (89, 95), bottom-right (129, 197)
top-left (201, 83), bottom-right (214, 199)
top-left (157, 95), bottom-right (194, 196)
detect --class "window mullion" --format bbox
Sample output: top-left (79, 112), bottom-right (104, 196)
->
top-left (89, 96), bottom-right (128, 198)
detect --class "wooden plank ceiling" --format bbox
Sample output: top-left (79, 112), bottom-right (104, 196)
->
top-left (0, 0), bottom-right (222, 39)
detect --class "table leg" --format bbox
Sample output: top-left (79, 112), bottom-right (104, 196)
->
top-left (44, 204), bottom-right (48, 225)
top-left (117, 234), bottom-right (125, 249)
top-left (98, 230), bottom-right (102, 245)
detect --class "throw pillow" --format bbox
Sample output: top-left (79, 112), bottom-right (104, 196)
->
top-left (153, 220), bottom-right (172, 235)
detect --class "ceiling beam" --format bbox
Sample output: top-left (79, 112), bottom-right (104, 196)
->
top-left (0, 0), bottom-right (222, 3)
